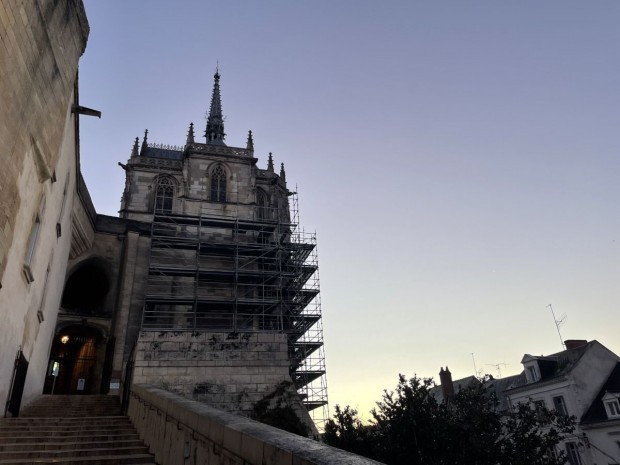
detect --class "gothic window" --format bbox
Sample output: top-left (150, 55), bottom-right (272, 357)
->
top-left (210, 165), bottom-right (227, 202)
top-left (256, 189), bottom-right (268, 220)
top-left (154, 177), bottom-right (174, 214)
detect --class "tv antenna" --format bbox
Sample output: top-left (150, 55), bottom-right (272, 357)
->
top-left (486, 362), bottom-right (508, 379)
top-left (471, 353), bottom-right (483, 378)
top-left (547, 304), bottom-right (566, 350)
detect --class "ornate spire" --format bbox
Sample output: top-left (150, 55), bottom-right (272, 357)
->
top-left (140, 129), bottom-right (149, 155)
top-left (131, 137), bottom-right (139, 158)
top-left (279, 162), bottom-right (286, 182)
top-left (246, 130), bottom-right (254, 152)
top-left (205, 68), bottom-right (226, 145)
top-left (267, 152), bottom-right (274, 172)
top-left (186, 122), bottom-right (195, 145)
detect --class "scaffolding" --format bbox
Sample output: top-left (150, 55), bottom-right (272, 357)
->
top-left (141, 194), bottom-right (328, 425)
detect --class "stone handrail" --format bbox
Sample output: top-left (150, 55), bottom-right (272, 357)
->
top-left (128, 384), bottom-right (382, 465)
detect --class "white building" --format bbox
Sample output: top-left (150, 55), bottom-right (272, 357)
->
top-left (505, 340), bottom-right (620, 465)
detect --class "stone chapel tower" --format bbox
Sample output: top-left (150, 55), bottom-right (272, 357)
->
top-left (116, 71), bottom-right (327, 431)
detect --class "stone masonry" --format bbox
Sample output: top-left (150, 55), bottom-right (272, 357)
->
top-left (133, 330), bottom-right (317, 434)
top-left (134, 331), bottom-right (291, 412)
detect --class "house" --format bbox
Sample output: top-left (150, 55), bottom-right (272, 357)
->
top-left (434, 340), bottom-right (620, 464)
top-left (431, 366), bottom-right (521, 412)
top-left (505, 340), bottom-right (620, 465)
top-left (579, 362), bottom-right (620, 464)
top-left (430, 366), bottom-right (478, 403)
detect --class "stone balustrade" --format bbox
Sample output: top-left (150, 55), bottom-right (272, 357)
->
top-left (128, 384), bottom-right (382, 465)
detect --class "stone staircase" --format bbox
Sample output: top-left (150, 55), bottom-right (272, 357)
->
top-left (0, 395), bottom-right (157, 464)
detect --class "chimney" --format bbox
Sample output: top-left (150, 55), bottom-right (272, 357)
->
top-left (564, 340), bottom-right (588, 350)
top-left (439, 367), bottom-right (454, 400)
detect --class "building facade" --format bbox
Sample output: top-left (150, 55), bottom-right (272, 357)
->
top-left (1, 1), bottom-right (328, 434)
top-left (437, 340), bottom-right (620, 464)
top-left (0, 0), bottom-right (90, 416)
top-left (46, 71), bottom-right (328, 432)
top-left (505, 340), bottom-right (620, 465)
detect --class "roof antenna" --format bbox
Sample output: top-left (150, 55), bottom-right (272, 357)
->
top-left (485, 362), bottom-right (508, 379)
top-left (471, 353), bottom-right (481, 378)
top-left (547, 304), bottom-right (566, 350)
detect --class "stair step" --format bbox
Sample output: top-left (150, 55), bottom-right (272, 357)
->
top-left (0, 423), bottom-right (133, 433)
top-left (0, 395), bottom-right (155, 465)
top-left (0, 428), bottom-right (137, 438)
top-left (0, 453), bottom-right (156, 464)
top-left (0, 424), bottom-right (132, 431)
top-left (0, 440), bottom-right (144, 452)
top-left (0, 446), bottom-right (150, 460)
top-left (0, 434), bottom-right (140, 444)
top-left (1, 416), bottom-right (130, 424)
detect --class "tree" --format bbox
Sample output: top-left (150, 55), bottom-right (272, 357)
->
top-left (323, 405), bottom-right (376, 458)
top-left (499, 401), bottom-right (575, 465)
top-left (324, 374), bottom-right (575, 465)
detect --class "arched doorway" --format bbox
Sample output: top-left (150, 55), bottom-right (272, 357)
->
top-left (44, 257), bottom-right (114, 395)
top-left (44, 325), bottom-right (105, 394)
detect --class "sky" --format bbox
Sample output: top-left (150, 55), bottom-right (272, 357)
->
top-left (79, 1), bottom-right (620, 420)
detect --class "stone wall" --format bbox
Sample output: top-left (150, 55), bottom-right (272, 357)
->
top-left (0, 0), bottom-right (89, 411)
top-left (133, 331), bottom-right (315, 434)
top-left (0, 0), bottom-right (88, 280)
top-left (128, 384), bottom-right (382, 465)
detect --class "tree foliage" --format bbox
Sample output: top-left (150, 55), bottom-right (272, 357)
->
top-left (324, 374), bottom-right (575, 465)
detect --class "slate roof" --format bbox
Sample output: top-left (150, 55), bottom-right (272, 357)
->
top-left (429, 375), bottom-right (479, 404)
top-left (429, 373), bottom-right (524, 412)
top-left (487, 374), bottom-right (525, 411)
top-left (509, 341), bottom-right (594, 392)
top-left (143, 147), bottom-right (184, 160)
top-left (581, 362), bottom-right (620, 425)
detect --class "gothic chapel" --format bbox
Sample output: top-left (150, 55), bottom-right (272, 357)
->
top-left (48, 71), bottom-right (328, 431)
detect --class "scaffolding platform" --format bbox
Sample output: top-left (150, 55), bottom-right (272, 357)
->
top-left (142, 200), bottom-right (328, 425)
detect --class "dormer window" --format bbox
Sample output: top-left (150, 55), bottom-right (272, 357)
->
top-left (603, 392), bottom-right (620, 419)
top-left (521, 354), bottom-right (542, 384)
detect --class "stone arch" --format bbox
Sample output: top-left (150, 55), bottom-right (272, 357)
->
top-left (61, 257), bottom-right (112, 316)
top-left (44, 324), bottom-right (108, 395)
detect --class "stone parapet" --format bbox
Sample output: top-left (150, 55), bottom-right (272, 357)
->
top-left (128, 384), bottom-right (382, 465)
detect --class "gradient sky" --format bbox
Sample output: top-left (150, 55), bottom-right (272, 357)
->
top-left (79, 1), bottom-right (620, 420)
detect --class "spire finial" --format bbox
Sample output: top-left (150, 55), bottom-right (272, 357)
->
top-left (131, 137), bottom-right (139, 158)
top-left (140, 129), bottom-right (149, 155)
top-left (187, 122), bottom-right (195, 145)
top-left (267, 152), bottom-right (274, 172)
top-left (205, 67), bottom-right (226, 145)
top-left (246, 130), bottom-right (254, 152)
top-left (280, 162), bottom-right (286, 182)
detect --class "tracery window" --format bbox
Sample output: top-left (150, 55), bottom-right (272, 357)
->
top-left (210, 165), bottom-right (227, 202)
top-left (154, 177), bottom-right (174, 214)
top-left (256, 189), bottom-right (268, 220)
